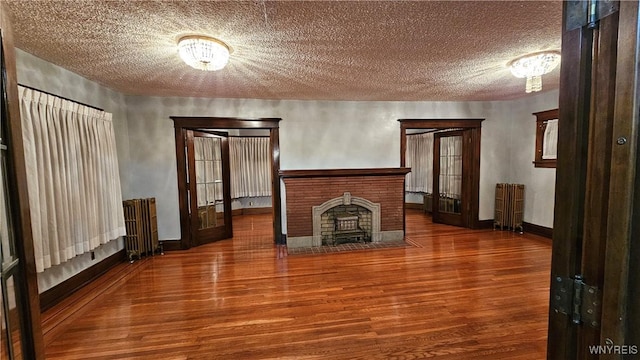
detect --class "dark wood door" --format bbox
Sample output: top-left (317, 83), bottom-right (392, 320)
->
top-left (548, 1), bottom-right (640, 358)
top-left (186, 130), bottom-right (232, 245)
top-left (432, 130), bottom-right (464, 227)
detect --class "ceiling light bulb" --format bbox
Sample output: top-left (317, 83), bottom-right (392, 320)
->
top-left (509, 51), bottom-right (561, 93)
top-left (178, 36), bottom-right (230, 71)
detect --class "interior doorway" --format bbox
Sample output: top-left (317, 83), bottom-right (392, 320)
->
top-left (399, 119), bottom-right (483, 229)
top-left (171, 117), bottom-right (282, 249)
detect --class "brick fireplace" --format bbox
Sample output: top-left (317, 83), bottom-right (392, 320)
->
top-left (280, 168), bottom-right (410, 248)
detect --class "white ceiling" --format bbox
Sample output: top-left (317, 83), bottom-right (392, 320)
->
top-left (5, 0), bottom-right (563, 102)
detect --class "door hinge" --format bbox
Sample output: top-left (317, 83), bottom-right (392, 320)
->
top-left (551, 275), bottom-right (601, 328)
top-left (566, 0), bottom-right (619, 31)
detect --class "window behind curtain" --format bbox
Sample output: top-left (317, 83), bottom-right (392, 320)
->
top-left (18, 86), bottom-right (125, 273)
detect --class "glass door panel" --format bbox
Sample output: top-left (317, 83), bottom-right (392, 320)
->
top-left (188, 131), bottom-right (232, 245)
top-left (194, 136), bottom-right (225, 229)
top-left (433, 131), bottom-right (465, 227)
top-left (438, 135), bottom-right (462, 214)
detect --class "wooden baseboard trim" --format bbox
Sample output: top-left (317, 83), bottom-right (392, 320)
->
top-left (232, 208), bottom-right (243, 216)
top-left (39, 249), bottom-right (126, 312)
top-left (243, 207), bottom-right (272, 215)
top-left (475, 219), bottom-right (494, 229)
top-left (160, 239), bottom-right (183, 251)
top-left (523, 222), bottom-right (553, 239)
top-left (232, 207), bottom-right (272, 216)
top-left (405, 203), bottom-right (423, 210)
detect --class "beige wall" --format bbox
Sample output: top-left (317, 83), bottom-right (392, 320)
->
top-left (16, 49), bottom-right (558, 292)
top-left (506, 90), bottom-right (558, 228)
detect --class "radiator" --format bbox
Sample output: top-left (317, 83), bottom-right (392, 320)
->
top-left (123, 198), bottom-right (162, 262)
top-left (494, 183), bottom-right (524, 233)
top-left (423, 193), bottom-right (433, 213)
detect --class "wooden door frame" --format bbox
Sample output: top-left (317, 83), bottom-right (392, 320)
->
top-left (171, 117), bottom-right (282, 249)
top-left (398, 119), bottom-right (483, 229)
top-left (548, 1), bottom-right (640, 358)
top-left (0, 4), bottom-right (45, 357)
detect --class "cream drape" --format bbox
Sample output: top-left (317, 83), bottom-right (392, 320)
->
top-left (229, 137), bottom-right (271, 199)
top-left (542, 119), bottom-right (558, 160)
top-left (405, 132), bottom-right (434, 194)
top-left (438, 136), bottom-right (462, 199)
top-left (19, 86), bottom-right (125, 273)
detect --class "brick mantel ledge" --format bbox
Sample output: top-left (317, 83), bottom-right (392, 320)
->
top-left (279, 168), bottom-right (411, 178)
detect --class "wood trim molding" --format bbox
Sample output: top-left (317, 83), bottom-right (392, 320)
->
top-left (279, 168), bottom-right (410, 178)
top-left (242, 207), bottom-right (273, 215)
top-left (398, 118), bottom-right (485, 129)
top-left (405, 203), bottom-right (423, 210)
top-left (533, 109), bottom-right (559, 168)
top-left (39, 249), bottom-right (126, 312)
top-left (523, 222), bottom-right (553, 239)
top-left (475, 219), bottom-right (494, 229)
top-left (172, 117), bottom-right (283, 247)
top-left (1, 6), bottom-right (45, 357)
top-left (160, 240), bottom-right (182, 252)
top-left (478, 219), bottom-right (553, 238)
top-left (270, 127), bottom-right (282, 244)
top-left (170, 117), bottom-right (281, 129)
top-left (232, 207), bottom-right (273, 216)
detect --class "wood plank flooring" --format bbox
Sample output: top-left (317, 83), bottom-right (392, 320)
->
top-left (41, 210), bottom-right (551, 359)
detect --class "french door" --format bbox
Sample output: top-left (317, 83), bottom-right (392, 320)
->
top-left (186, 130), bottom-right (232, 245)
top-left (548, 1), bottom-right (640, 358)
top-left (432, 131), bottom-right (464, 227)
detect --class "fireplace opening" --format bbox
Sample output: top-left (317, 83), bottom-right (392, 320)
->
top-left (321, 205), bottom-right (372, 246)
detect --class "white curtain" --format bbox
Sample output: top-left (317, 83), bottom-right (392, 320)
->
top-left (405, 132), bottom-right (433, 193)
top-left (542, 119), bottom-right (558, 160)
top-left (439, 136), bottom-right (463, 199)
top-left (193, 136), bottom-right (223, 207)
top-left (229, 137), bottom-right (271, 199)
top-left (19, 86), bottom-right (125, 273)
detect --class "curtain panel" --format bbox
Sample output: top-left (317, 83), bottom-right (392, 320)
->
top-left (542, 119), bottom-right (558, 160)
top-left (405, 132), bottom-right (434, 194)
top-left (229, 137), bottom-right (271, 199)
top-left (19, 86), bottom-right (125, 273)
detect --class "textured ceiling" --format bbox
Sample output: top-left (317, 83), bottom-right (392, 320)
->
top-left (5, 1), bottom-right (562, 101)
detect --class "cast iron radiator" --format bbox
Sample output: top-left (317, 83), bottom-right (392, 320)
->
top-left (493, 183), bottom-right (524, 233)
top-left (123, 198), bottom-right (162, 262)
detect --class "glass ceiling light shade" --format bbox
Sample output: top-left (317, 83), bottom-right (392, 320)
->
top-left (178, 35), bottom-right (230, 71)
top-left (509, 51), bottom-right (561, 93)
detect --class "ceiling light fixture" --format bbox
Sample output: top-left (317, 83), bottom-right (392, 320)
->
top-left (509, 51), bottom-right (561, 93)
top-left (178, 35), bottom-right (230, 71)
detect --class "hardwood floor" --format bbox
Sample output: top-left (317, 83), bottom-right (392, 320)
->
top-left (41, 210), bottom-right (551, 359)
